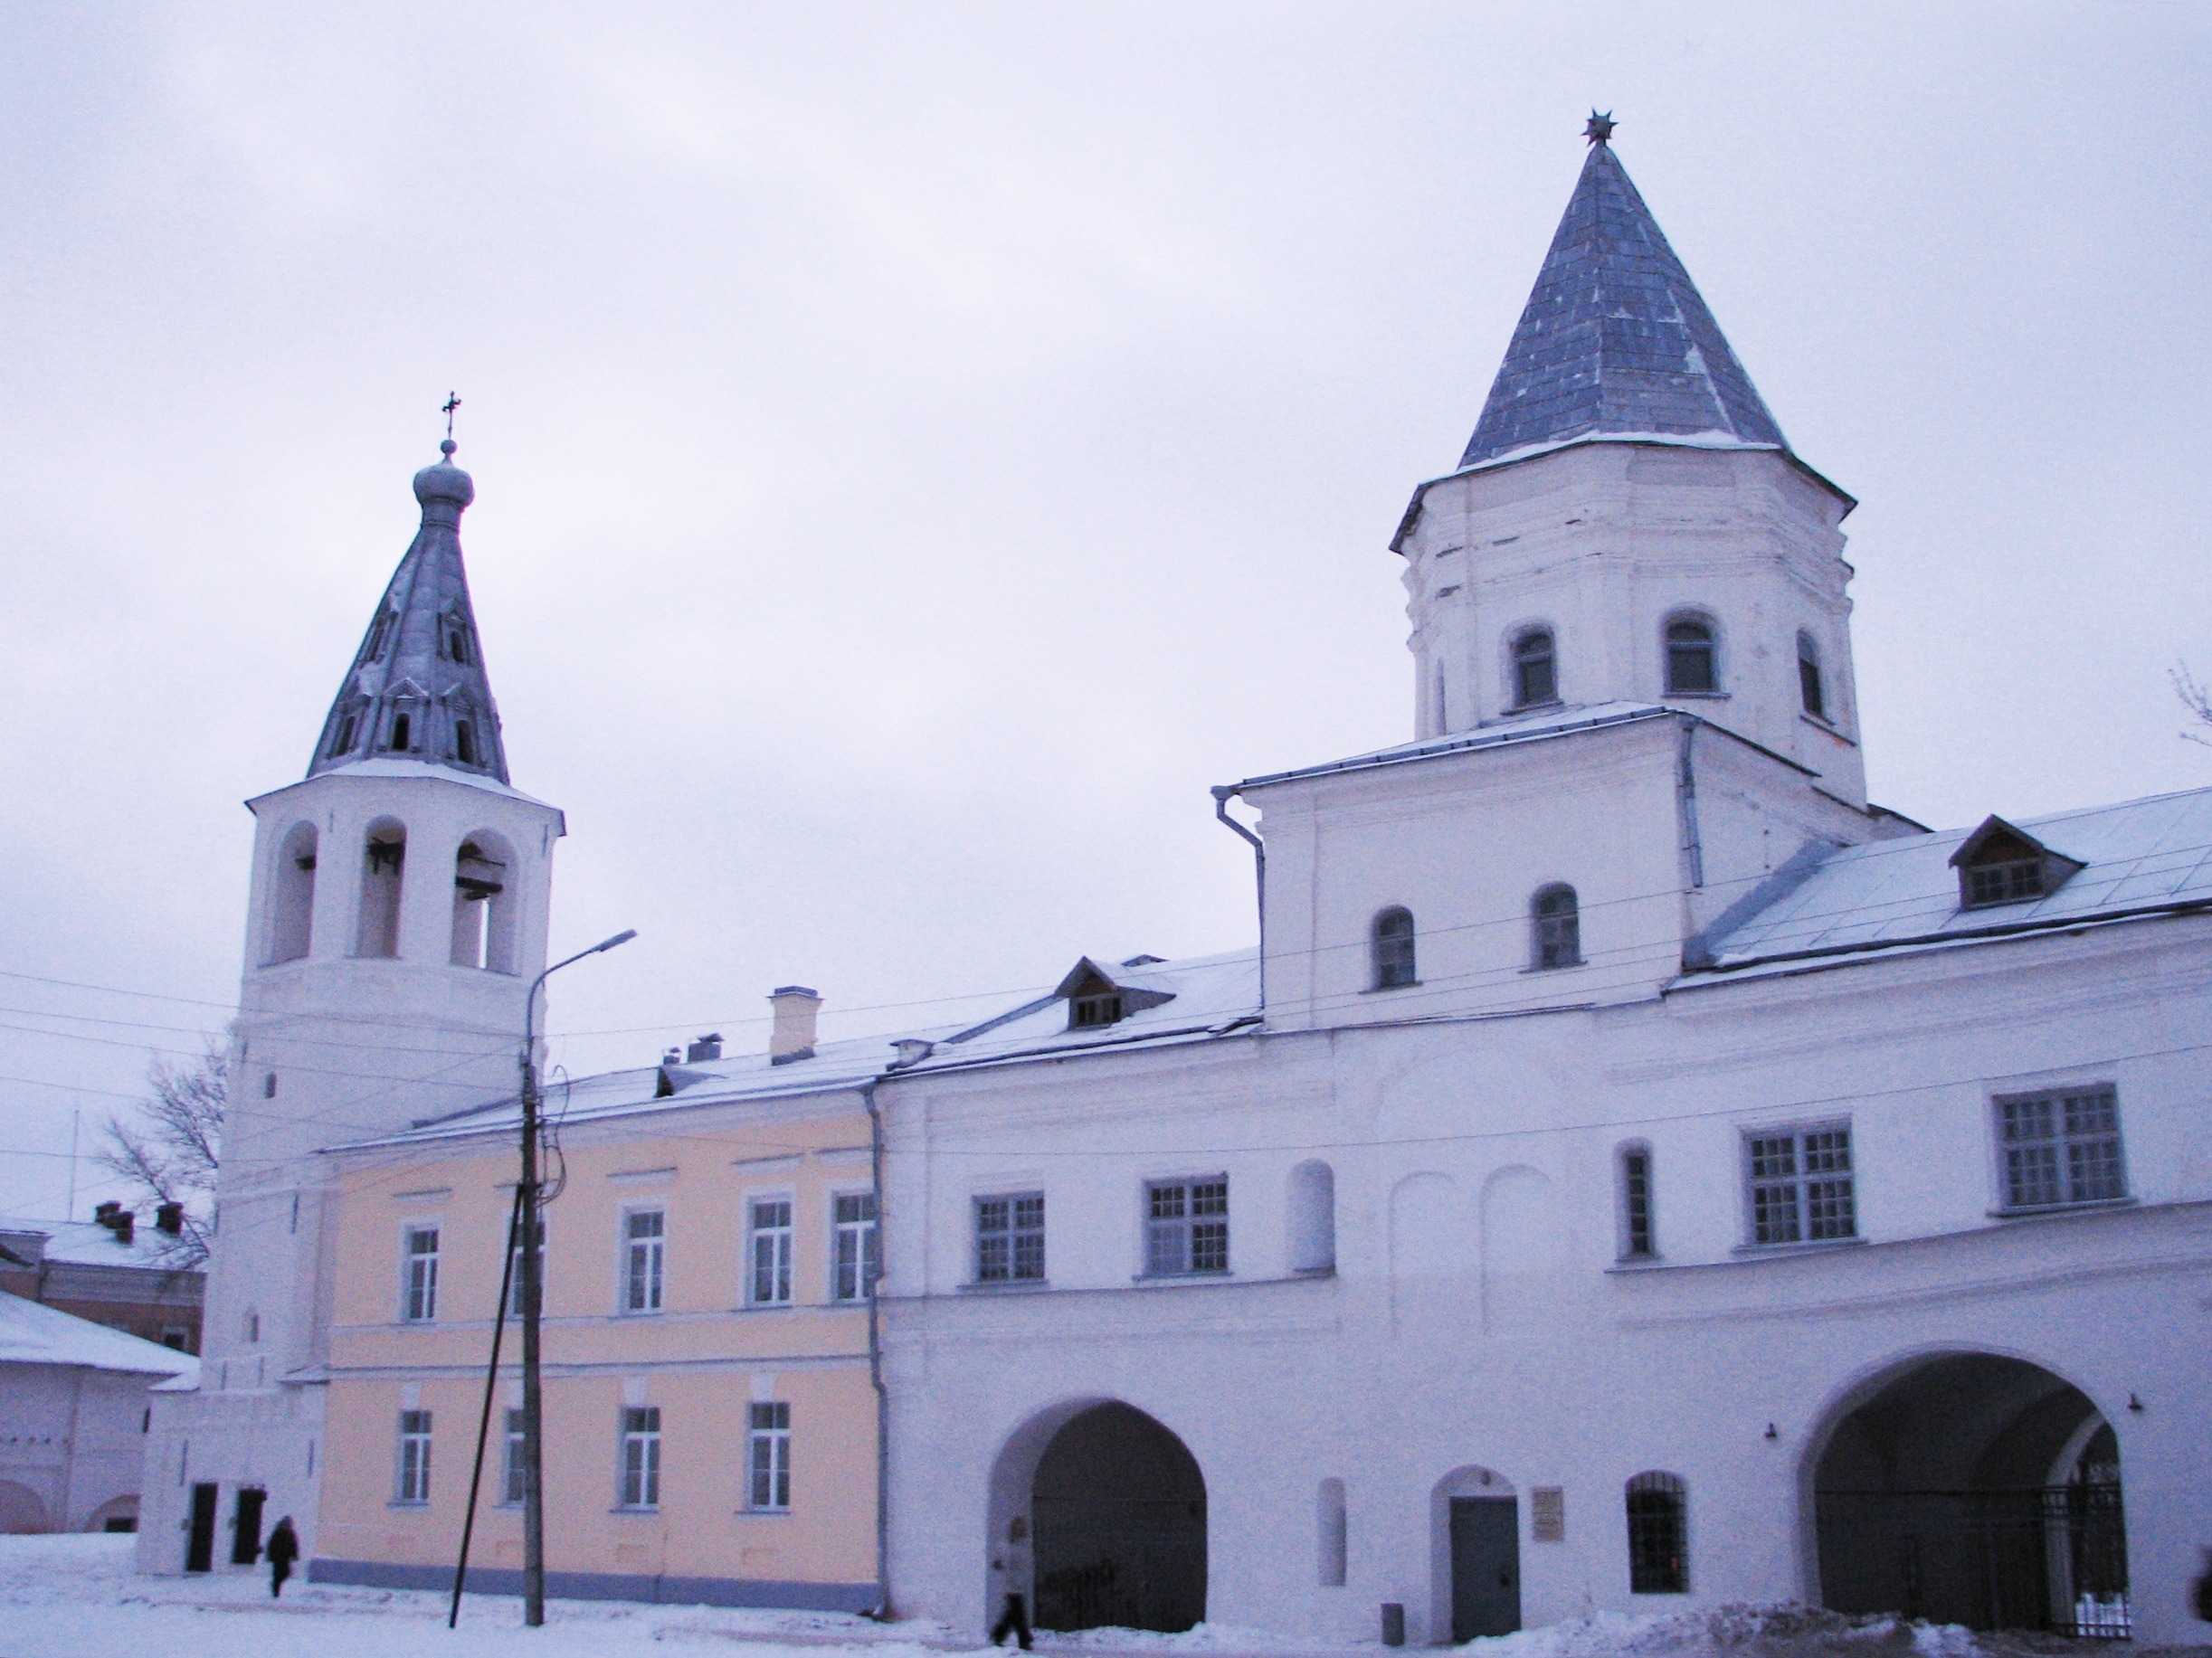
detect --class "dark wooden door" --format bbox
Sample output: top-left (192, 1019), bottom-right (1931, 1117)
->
top-left (1449, 1496), bottom-right (1520, 1641)
top-left (185, 1483), bottom-right (219, 1572)
top-left (230, 1486), bottom-right (266, 1565)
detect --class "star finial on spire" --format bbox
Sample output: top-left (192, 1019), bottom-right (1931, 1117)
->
top-left (441, 391), bottom-right (461, 450)
top-left (1584, 109), bottom-right (1616, 146)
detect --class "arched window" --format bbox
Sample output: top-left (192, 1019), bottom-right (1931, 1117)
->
top-left (1797, 630), bottom-right (1827, 719)
top-left (267, 822), bottom-right (318, 964)
top-left (356, 820), bottom-right (406, 958)
top-left (1287, 1161), bottom-right (1335, 1274)
top-left (1372, 906), bottom-right (1417, 989)
top-left (450, 833), bottom-right (517, 972)
top-left (1532, 884), bottom-right (1581, 970)
top-left (1625, 1472), bottom-right (1687, 1593)
top-left (387, 709), bottom-right (414, 753)
top-left (328, 703), bottom-right (363, 761)
top-left (1511, 629), bottom-right (1557, 708)
top-left (1316, 1477), bottom-right (1347, 1587)
top-left (1664, 616), bottom-right (1717, 694)
top-left (1616, 1142), bottom-right (1655, 1260)
top-left (359, 610), bottom-right (395, 665)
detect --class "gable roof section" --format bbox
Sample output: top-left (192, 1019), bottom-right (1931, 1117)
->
top-left (0, 1291), bottom-right (200, 1378)
top-left (1695, 786), bottom-right (2212, 975)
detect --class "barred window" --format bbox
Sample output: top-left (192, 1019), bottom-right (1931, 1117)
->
top-left (395, 1408), bottom-right (432, 1504)
top-left (620, 1407), bottom-right (661, 1509)
top-left (748, 1197), bottom-right (793, 1306)
top-left (1747, 1125), bottom-right (1856, 1246)
top-left (1626, 1472), bottom-right (1687, 1594)
top-left (831, 1192), bottom-right (878, 1303)
top-left (1997, 1086), bottom-right (2125, 1209)
top-left (1618, 1143), bottom-right (1656, 1260)
top-left (748, 1401), bottom-right (791, 1511)
top-left (403, 1226), bottom-right (440, 1322)
top-left (1146, 1178), bottom-right (1229, 1276)
top-left (976, 1193), bottom-right (1046, 1283)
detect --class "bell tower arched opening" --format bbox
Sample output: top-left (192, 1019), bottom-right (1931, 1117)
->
top-left (356, 820), bottom-right (406, 958)
top-left (266, 821), bottom-right (318, 964)
top-left (450, 831), bottom-right (517, 971)
top-left (1809, 1352), bottom-right (2129, 1636)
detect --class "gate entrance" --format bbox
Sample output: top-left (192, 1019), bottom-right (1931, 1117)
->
top-left (1448, 1497), bottom-right (1521, 1640)
top-left (1030, 1402), bottom-right (1206, 1634)
top-left (1813, 1354), bottom-right (2129, 1636)
top-left (185, 1483), bottom-right (219, 1572)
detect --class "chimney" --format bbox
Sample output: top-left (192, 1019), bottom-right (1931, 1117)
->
top-left (769, 986), bottom-right (821, 1065)
top-left (660, 1047), bottom-right (681, 1066)
top-left (156, 1202), bottom-right (185, 1236)
top-left (686, 1033), bottom-right (724, 1064)
top-left (93, 1200), bottom-right (123, 1232)
top-left (114, 1210), bottom-right (135, 1244)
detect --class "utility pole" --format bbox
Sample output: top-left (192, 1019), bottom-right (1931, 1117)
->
top-left (516, 929), bottom-right (635, 1627)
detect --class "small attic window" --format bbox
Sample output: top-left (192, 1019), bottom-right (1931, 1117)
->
top-left (330, 712), bottom-right (357, 757)
top-left (447, 624), bottom-right (471, 664)
top-left (1070, 990), bottom-right (1124, 1029)
top-left (1950, 817), bottom-right (2084, 912)
top-left (455, 721), bottom-right (478, 766)
top-left (389, 711), bottom-right (413, 752)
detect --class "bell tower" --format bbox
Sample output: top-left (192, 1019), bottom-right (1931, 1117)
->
top-left (139, 439), bottom-right (565, 1571)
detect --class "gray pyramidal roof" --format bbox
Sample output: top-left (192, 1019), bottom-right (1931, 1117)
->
top-left (1458, 138), bottom-right (1788, 470)
top-left (308, 441), bottom-right (510, 783)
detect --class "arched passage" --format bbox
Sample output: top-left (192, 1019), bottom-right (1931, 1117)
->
top-left (1001, 1401), bottom-right (1206, 1634)
top-left (1809, 1352), bottom-right (2129, 1635)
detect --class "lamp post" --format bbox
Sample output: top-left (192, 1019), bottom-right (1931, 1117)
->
top-left (517, 928), bottom-right (635, 1626)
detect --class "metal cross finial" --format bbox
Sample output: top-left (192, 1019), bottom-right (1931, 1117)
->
top-left (1585, 109), bottom-right (1617, 146)
top-left (441, 392), bottom-right (461, 443)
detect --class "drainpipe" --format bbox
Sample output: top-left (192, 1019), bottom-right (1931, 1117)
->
top-left (861, 1078), bottom-right (891, 1619)
top-left (1210, 786), bottom-right (1265, 1011)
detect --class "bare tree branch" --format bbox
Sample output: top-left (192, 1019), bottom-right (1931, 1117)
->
top-left (2171, 661), bottom-right (2212, 748)
top-left (95, 1034), bottom-right (227, 1266)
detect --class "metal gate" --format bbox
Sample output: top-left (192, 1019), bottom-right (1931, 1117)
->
top-left (1032, 1496), bottom-right (1206, 1634)
top-left (1816, 1483), bottom-right (2130, 1638)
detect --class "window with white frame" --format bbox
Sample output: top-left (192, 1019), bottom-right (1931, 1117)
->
top-left (501, 1408), bottom-right (526, 1505)
top-left (619, 1407), bottom-right (661, 1509)
top-left (748, 1401), bottom-right (791, 1511)
top-left (749, 1197), bottom-right (793, 1305)
top-left (624, 1209), bottom-right (665, 1312)
top-left (976, 1193), bottom-right (1045, 1283)
top-left (403, 1225), bottom-right (440, 1322)
top-left (1996, 1085), bottom-right (2126, 1210)
top-left (1146, 1177), bottom-right (1229, 1275)
top-left (395, 1409), bottom-right (432, 1503)
top-left (508, 1213), bottom-right (546, 1314)
top-left (831, 1192), bottom-right (878, 1303)
top-left (1746, 1125), bottom-right (1856, 1246)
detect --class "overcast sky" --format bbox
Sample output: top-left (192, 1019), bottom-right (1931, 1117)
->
top-left (3, 4), bottom-right (2207, 1220)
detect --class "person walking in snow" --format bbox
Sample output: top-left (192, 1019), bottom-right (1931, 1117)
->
top-left (989, 1515), bottom-right (1033, 1650)
top-left (265, 1515), bottom-right (299, 1598)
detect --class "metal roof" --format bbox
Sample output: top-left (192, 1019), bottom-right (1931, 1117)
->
top-left (0, 1290), bottom-right (199, 1378)
top-left (1459, 139), bottom-right (1788, 471)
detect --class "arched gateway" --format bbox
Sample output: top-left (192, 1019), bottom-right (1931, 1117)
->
top-left (988, 1401), bottom-right (1206, 1634)
top-left (1809, 1353), bottom-right (2130, 1637)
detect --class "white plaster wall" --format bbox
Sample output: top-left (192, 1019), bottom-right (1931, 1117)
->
top-left (1, 1363), bottom-right (172, 1532)
top-left (880, 918), bottom-right (2212, 1645)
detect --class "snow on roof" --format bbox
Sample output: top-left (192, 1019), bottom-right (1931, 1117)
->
top-left (0, 1291), bottom-right (199, 1379)
top-left (1695, 784), bottom-right (2212, 976)
top-left (0, 1217), bottom-right (199, 1273)
top-left (1227, 702), bottom-right (1673, 794)
top-left (907, 949), bottom-right (1259, 1075)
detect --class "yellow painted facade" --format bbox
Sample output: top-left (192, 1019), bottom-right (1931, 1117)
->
top-left (316, 1082), bottom-right (881, 1607)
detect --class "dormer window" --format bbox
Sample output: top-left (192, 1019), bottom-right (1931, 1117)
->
top-left (1949, 817), bottom-right (2084, 912)
top-left (360, 610), bottom-right (395, 665)
top-left (388, 711), bottom-right (413, 751)
top-left (1070, 990), bottom-right (1125, 1028)
top-left (330, 710), bottom-right (358, 757)
top-left (455, 721), bottom-right (478, 766)
top-left (446, 623), bottom-right (471, 664)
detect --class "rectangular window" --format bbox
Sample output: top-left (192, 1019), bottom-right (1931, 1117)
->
top-left (1997, 1085), bottom-right (2126, 1209)
top-left (748, 1198), bottom-right (793, 1306)
top-left (1145, 1177), bottom-right (1229, 1276)
top-left (1619, 1148), bottom-right (1655, 1260)
top-left (395, 1409), bottom-right (432, 1503)
top-left (508, 1215), bottom-right (546, 1313)
top-left (831, 1193), bottom-right (878, 1303)
top-left (748, 1401), bottom-right (791, 1511)
top-left (403, 1226), bottom-right (440, 1322)
top-left (624, 1209), bottom-right (665, 1312)
top-left (620, 1407), bottom-right (661, 1509)
top-left (501, 1408), bottom-right (526, 1505)
top-left (975, 1193), bottom-right (1047, 1284)
top-left (1747, 1126), bottom-right (1855, 1246)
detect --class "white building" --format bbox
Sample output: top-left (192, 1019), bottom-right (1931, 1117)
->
top-left (137, 440), bottom-right (562, 1577)
top-left (872, 131), bottom-right (2212, 1646)
top-left (0, 1291), bottom-right (197, 1533)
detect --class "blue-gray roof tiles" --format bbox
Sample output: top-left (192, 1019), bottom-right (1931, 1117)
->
top-left (1460, 141), bottom-right (1788, 470)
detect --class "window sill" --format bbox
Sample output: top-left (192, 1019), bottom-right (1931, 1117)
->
top-left (1989, 1195), bottom-right (2135, 1221)
top-left (611, 1506), bottom-right (660, 1517)
top-left (1132, 1270), bottom-right (1234, 1284)
top-left (1666, 689), bottom-right (1729, 701)
top-left (1607, 1255), bottom-right (1667, 1272)
top-left (1361, 980), bottom-right (1423, 995)
top-left (736, 1301), bottom-right (796, 1313)
top-left (387, 1500), bottom-right (429, 1510)
top-left (1519, 961), bottom-right (1585, 975)
top-left (1289, 1264), bottom-right (1337, 1278)
top-left (1507, 699), bottom-right (1565, 716)
top-left (962, 1278), bottom-right (1052, 1293)
top-left (1730, 1236), bottom-right (1865, 1258)
top-left (740, 1508), bottom-right (793, 1519)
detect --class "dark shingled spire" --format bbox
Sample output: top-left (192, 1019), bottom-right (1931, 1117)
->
top-left (1458, 137), bottom-right (1787, 470)
top-left (308, 441), bottom-right (510, 783)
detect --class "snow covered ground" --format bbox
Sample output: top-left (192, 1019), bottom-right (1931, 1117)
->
top-left (0, 1537), bottom-right (2198, 1658)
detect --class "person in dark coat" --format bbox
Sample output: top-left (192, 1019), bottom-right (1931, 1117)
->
top-left (265, 1516), bottom-right (299, 1598)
